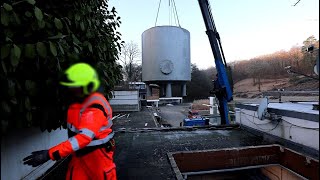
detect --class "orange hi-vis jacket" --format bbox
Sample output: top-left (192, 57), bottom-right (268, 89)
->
top-left (48, 92), bottom-right (114, 160)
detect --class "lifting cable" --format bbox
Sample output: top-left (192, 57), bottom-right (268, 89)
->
top-left (154, 0), bottom-right (181, 27)
top-left (171, 0), bottom-right (181, 27)
top-left (169, 0), bottom-right (171, 25)
top-left (154, 0), bottom-right (162, 26)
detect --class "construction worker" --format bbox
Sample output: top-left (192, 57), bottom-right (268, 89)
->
top-left (23, 62), bottom-right (117, 179)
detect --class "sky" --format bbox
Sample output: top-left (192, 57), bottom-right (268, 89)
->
top-left (109, 0), bottom-right (319, 69)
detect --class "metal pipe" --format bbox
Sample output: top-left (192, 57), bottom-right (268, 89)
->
top-left (146, 85), bottom-right (151, 96)
top-left (181, 83), bottom-right (187, 97)
top-left (182, 164), bottom-right (307, 180)
top-left (161, 85), bottom-right (165, 96)
top-left (182, 164), bottom-right (279, 176)
top-left (235, 108), bottom-right (241, 124)
top-left (166, 83), bottom-right (172, 98)
top-left (209, 97), bottom-right (214, 115)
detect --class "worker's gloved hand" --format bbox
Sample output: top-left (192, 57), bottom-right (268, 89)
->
top-left (23, 150), bottom-right (50, 167)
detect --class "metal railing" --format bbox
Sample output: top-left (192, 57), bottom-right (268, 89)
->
top-left (262, 90), bottom-right (319, 103)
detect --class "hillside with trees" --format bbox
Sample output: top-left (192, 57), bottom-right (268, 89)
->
top-left (185, 36), bottom-right (319, 101)
top-left (232, 36), bottom-right (318, 83)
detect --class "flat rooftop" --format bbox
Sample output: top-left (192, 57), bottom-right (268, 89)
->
top-left (40, 106), bottom-right (319, 180)
top-left (114, 128), bottom-right (270, 180)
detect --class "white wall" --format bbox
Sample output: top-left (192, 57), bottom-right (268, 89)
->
top-left (1, 127), bottom-right (67, 180)
top-left (236, 108), bottom-right (319, 151)
top-left (109, 90), bottom-right (140, 111)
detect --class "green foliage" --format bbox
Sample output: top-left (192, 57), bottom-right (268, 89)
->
top-left (185, 64), bottom-right (233, 101)
top-left (0, 0), bottom-right (123, 133)
top-left (186, 64), bottom-right (213, 101)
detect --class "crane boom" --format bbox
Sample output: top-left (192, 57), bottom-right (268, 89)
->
top-left (198, 0), bottom-right (233, 124)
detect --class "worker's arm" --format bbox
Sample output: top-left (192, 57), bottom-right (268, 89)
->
top-left (48, 107), bottom-right (107, 160)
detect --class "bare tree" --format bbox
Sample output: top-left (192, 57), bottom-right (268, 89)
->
top-left (119, 41), bottom-right (141, 82)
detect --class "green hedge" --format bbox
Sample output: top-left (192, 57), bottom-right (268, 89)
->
top-left (0, 0), bottom-right (123, 133)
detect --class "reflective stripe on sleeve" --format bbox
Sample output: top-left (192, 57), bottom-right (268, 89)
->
top-left (87, 131), bottom-right (115, 147)
top-left (69, 137), bottom-right (80, 151)
top-left (99, 119), bottom-right (113, 132)
top-left (69, 121), bottom-right (112, 134)
top-left (79, 128), bottom-right (95, 139)
top-left (68, 123), bottom-right (79, 133)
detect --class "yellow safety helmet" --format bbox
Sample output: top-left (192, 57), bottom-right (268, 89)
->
top-left (60, 62), bottom-right (100, 95)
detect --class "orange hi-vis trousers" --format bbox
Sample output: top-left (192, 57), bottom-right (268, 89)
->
top-left (66, 147), bottom-right (116, 180)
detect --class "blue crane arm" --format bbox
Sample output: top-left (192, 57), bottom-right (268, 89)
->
top-left (198, 0), bottom-right (233, 124)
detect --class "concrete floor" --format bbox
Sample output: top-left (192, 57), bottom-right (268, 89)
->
top-left (158, 104), bottom-right (190, 127)
top-left (112, 107), bottom-right (158, 129)
top-left (114, 128), bottom-right (271, 180)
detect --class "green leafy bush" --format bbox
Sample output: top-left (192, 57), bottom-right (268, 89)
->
top-left (0, 0), bottom-right (123, 133)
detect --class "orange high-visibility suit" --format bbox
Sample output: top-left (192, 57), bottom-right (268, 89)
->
top-left (48, 92), bottom-right (116, 180)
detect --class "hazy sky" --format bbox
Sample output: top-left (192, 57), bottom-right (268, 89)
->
top-left (109, 0), bottom-right (319, 69)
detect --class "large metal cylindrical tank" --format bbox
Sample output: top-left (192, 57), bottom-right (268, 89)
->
top-left (142, 26), bottom-right (191, 82)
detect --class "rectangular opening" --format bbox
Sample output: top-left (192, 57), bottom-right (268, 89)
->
top-left (168, 144), bottom-right (319, 180)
